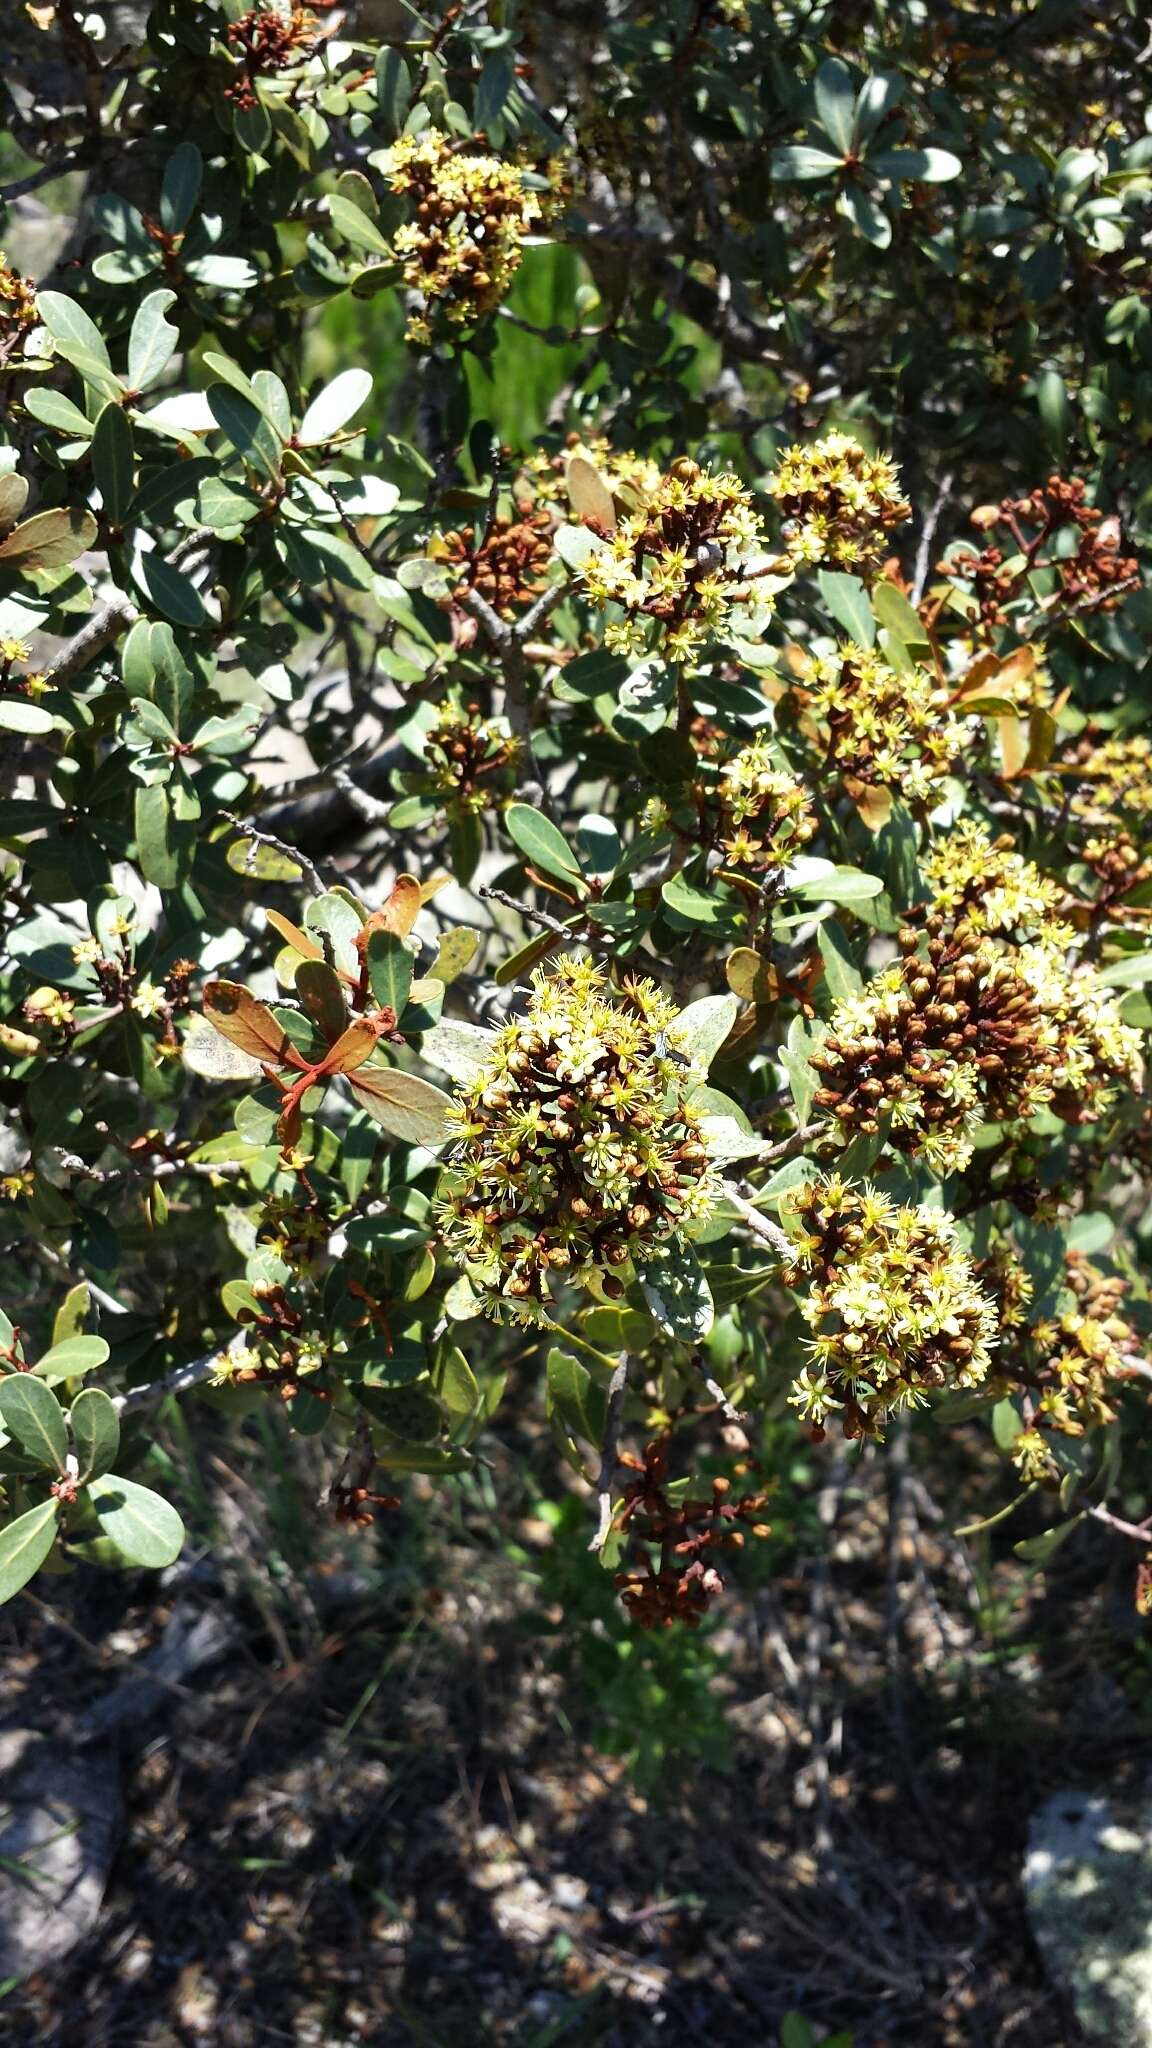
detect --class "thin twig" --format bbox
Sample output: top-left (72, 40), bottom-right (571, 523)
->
top-left (911, 471), bottom-right (955, 605)
top-left (477, 884), bottom-right (575, 940)
top-left (720, 1180), bottom-right (794, 1259)
top-left (329, 766), bottom-right (392, 826)
top-left (112, 1339), bottom-right (243, 1415)
top-left (690, 1350), bottom-right (751, 1429)
top-left (43, 593), bottom-right (136, 690)
top-left (1087, 1502), bottom-right (1152, 1545)
top-left (222, 812), bottom-right (333, 898)
top-left (589, 1354), bottom-right (629, 1553)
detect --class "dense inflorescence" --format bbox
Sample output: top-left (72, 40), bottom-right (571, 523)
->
top-left (431, 504), bottom-right (555, 619)
top-left (419, 701), bottom-right (520, 815)
top-left (714, 741), bottom-right (816, 874)
top-left (810, 836), bottom-right (1142, 1174)
top-left (789, 642), bottom-right (964, 807)
top-left (580, 458), bottom-right (772, 660)
top-left (526, 435), bottom-right (662, 516)
top-left (438, 959), bottom-right (720, 1305)
top-left (764, 430), bottom-right (910, 577)
top-left (991, 1254), bottom-right (1143, 1483)
top-left (781, 1177), bottom-right (998, 1436)
top-left (223, 6), bottom-right (319, 109)
top-left (382, 132), bottom-right (560, 342)
top-left (1068, 730), bottom-right (1152, 826)
top-left (920, 820), bottom-right (1071, 943)
top-left (0, 254), bottom-right (38, 362)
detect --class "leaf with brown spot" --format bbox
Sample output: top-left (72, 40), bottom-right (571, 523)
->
top-left (203, 979), bottom-right (309, 1070)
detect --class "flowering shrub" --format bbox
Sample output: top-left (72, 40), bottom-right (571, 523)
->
top-left (0, 0), bottom-right (1150, 1640)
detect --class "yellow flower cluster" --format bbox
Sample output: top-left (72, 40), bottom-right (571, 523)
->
top-left (1070, 730), bottom-right (1152, 825)
top-left (765, 430), bottom-right (910, 578)
top-left (992, 1255), bottom-right (1140, 1484)
top-left (715, 741), bottom-right (816, 874)
top-left (794, 642), bottom-right (964, 806)
top-left (579, 458), bottom-right (773, 660)
top-left (921, 820), bottom-right (1073, 945)
top-left (782, 1177), bottom-right (998, 1436)
top-left (382, 132), bottom-right (559, 344)
top-left (0, 253), bottom-right (38, 350)
top-left (526, 436), bottom-right (662, 518)
top-left (811, 832), bottom-right (1143, 1174)
top-left (438, 959), bottom-right (720, 1306)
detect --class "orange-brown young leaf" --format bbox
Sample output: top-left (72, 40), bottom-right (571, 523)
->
top-left (264, 910), bottom-right (325, 963)
top-left (203, 980), bottom-right (309, 1070)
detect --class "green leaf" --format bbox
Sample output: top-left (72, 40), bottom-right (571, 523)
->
top-left (298, 368), bottom-right (373, 444)
top-left (37, 290), bottom-right (112, 368)
top-left (52, 1283), bottom-right (90, 1348)
top-left (0, 1374), bottom-right (67, 1472)
top-left (127, 288), bottom-right (180, 393)
top-left (295, 958), bottom-right (348, 1044)
top-left (818, 919), bottom-right (863, 1000)
top-left (23, 388), bottom-right (95, 440)
top-left (1036, 367), bottom-right (1071, 459)
top-left (34, 1336), bottom-right (110, 1386)
top-left (365, 929), bottom-right (414, 1015)
top-left (545, 1346), bottom-right (606, 1475)
top-left (1098, 951), bottom-right (1152, 987)
top-left (661, 873), bottom-right (736, 928)
top-left (992, 1397), bottom-right (1022, 1452)
top-left (817, 570), bottom-right (875, 646)
top-left (789, 862), bottom-right (883, 905)
top-left (0, 507), bottom-right (98, 569)
top-left (416, 1017), bottom-right (494, 1084)
top-left (207, 383), bottom-right (283, 481)
top-left (375, 47), bottom-right (411, 137)
top-left (839, 182), bottom-right (892, 247)
top-left (813, 57), bottom-right (856, 155)
top-left (327, 194), bottom-right (394, 255)
top-left (0, 700), bottom-right (55, 735)
top-left (0, 1500), bottom-right (61, 1605)
top-left (346, 1066), bottom-right (453, 1146)
top-left (196, 476), bottom-right (263, 531)
top-left (770, 146), bottom-right (843, 181)
top-left (159, 143), bottom-right (202, 235)
top-left (134, 783), bottom-right (181, 888)
top-left (671, 993), bottom-right (738, 1070)
top-left (91, 402), bottom-right (135, 525)
top-left (781, 1013), bottom-right (822, 1123)
top-left (638, 1246), bottom-right (714, 1342)
top-left (87, 1473), bottom-right (185, 1567)
top-left (868, 147), bottom-right (963, 183)
top-left (1014, 1515), bottom-right (1084, 1565)
top-left (505, 803), bottom-right (585, 888)
top-left (71, 1387), bottom-right (121, 1482)
top-left (135, 550), bottom-right (208, 627)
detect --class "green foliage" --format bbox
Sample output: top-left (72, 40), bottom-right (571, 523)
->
top-left (0, 0), bottom-right (1150, 1647)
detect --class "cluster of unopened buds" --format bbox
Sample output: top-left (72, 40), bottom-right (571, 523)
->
top-left (580, 457), bottom-right (773, 661)
top-left (381, 131), bottom-right (560, 343)
top-left (430, 504), bottom-right (554, 620)
top-left (810, 824), bottom-right (1142, 1174)
top-left (437, 958), bottom-right (719, 1307)
top-left (764, 430), bottom-right (910, 578)
top-left (418, 700), bottom-right (520, 816)
top-left (782, 1177), bottom-right (999, 1437)
top-left (993, 1254), bottom-right (1143, 1484)
top-left (612, 1437), bottom-right (771, 1629)
top-left (714, 741), bottom-right (816, 874)
top-left (223, 6), bottom-right (318, 110)
top-left (948, 476), bottom-right (1137, 632)
top-left (787, 641), bottom-right (964, 809)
